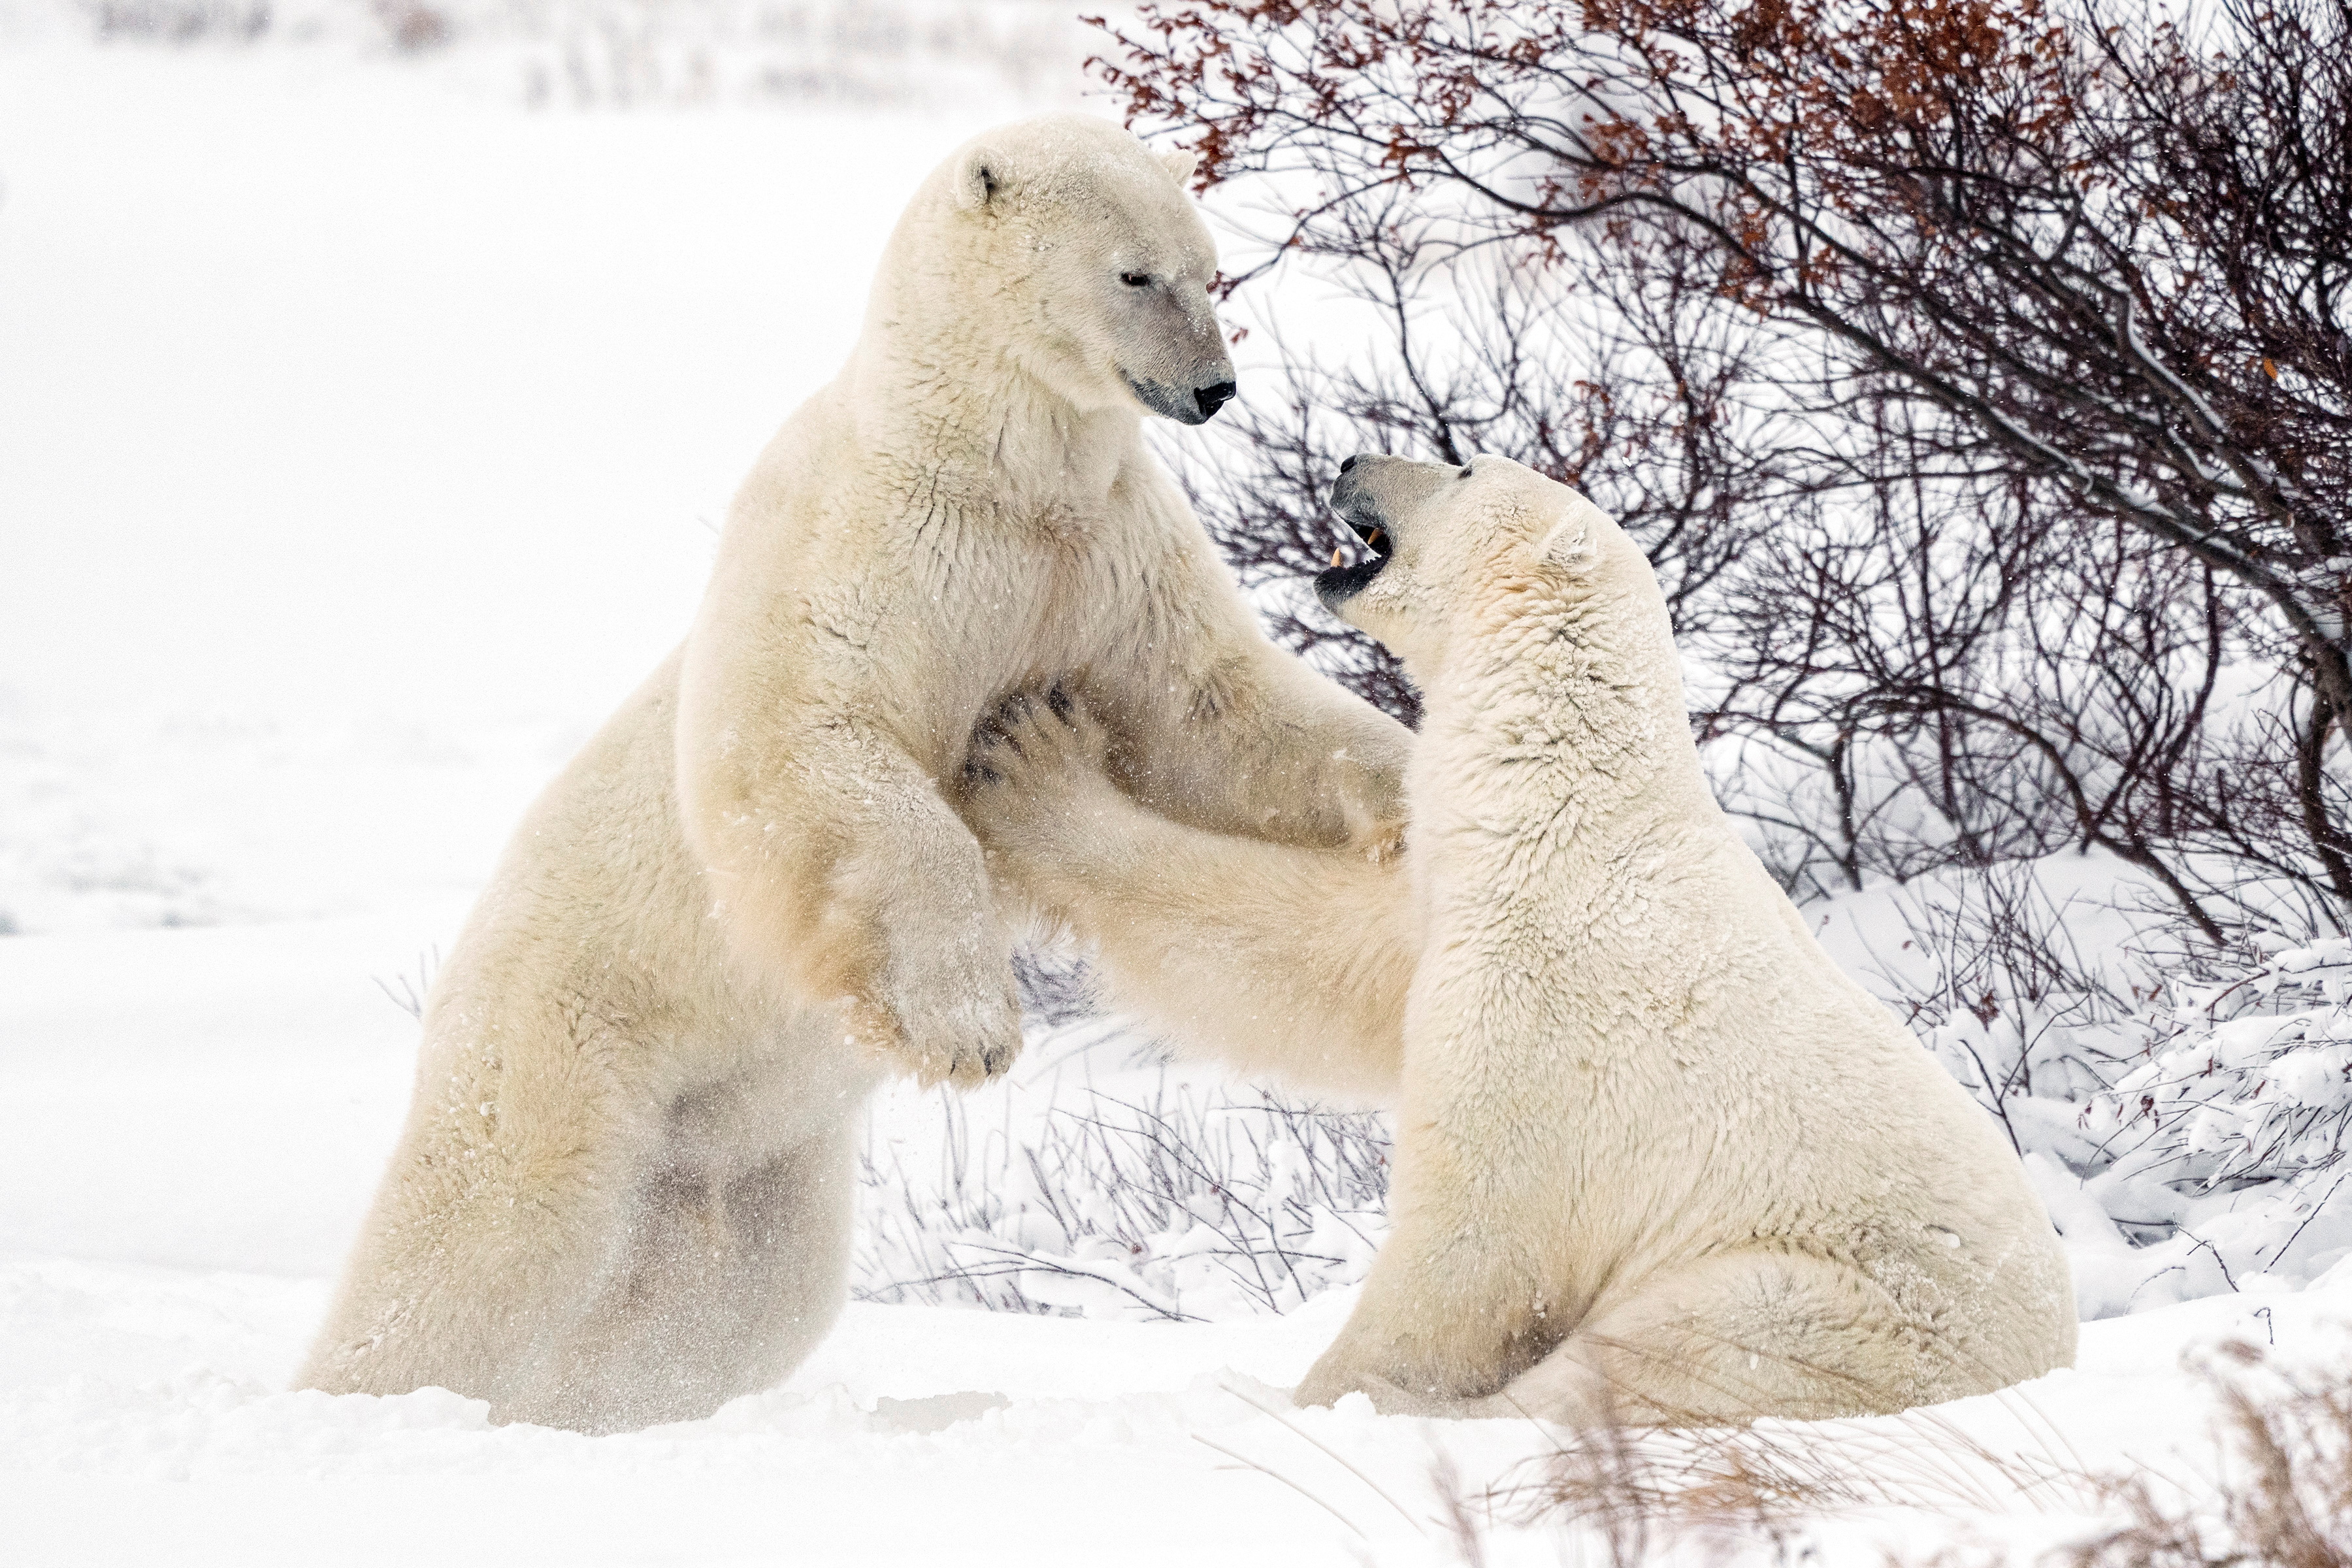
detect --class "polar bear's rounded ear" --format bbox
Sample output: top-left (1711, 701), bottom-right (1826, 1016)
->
top-left (1158, 147), bottom-right (1200, 188)
top-left (1534, 513), bottom-right (1599, 574)
top-left (956, 146), bottom-right (1008, 211)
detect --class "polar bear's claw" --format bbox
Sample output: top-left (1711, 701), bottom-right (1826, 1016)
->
top-left (957, 685), bottom-right (1115, 826)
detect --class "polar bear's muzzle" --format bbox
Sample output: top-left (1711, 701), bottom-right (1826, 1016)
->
top-left (1315, 457), bottom-right (1400, 610)
top-left (1122, 370), bottom-right (1239, 426)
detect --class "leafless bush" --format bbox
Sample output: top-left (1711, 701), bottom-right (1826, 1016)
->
top-left (1430, 1339), bottom-right (2351, 1568)
top-left (2073, 1342), bottom-right (2352, 1568)
top-left (1863, 862), bottom-right (2138, 1160)
top-left (372, 0), bottom-right (446, 50)
top-left (2075, 935), bottom-right (2352, 1279)
top-left (61, 0), bottom-right (1081, 107)
top-left (1456, 1391), bottom-right (2099, 1567)
top-left (370, 943), bottom-right (442, 1021)
top-left (1183, 184), bottom-right (1823, 727)
top-left (1703, 414), bottom-right (2352, 939)
top-left (80, 0), bottom-right (270, 40)
top-left (1829, 868), bottom-right (2352, 1311)
top-left (516, 0), bottom-right (1082, 110)
top-left (855, 1064), bottom-right (1390, 1318)
top-left (1104, 0), bottom-right (2352, 941)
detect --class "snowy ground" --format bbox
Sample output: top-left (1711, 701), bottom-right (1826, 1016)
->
top-left (0, 29), bottom-right (2332, 1566)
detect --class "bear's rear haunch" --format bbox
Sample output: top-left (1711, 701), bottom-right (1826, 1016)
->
top-left (295, 116), bottom-right (1412, 1433)
top-left (959, 455), bottom-right (2077, 1427)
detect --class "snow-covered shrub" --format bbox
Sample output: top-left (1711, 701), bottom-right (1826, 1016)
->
top-left (2091, 939), bottom-right (2352, 1197)
top-left (2064, 938), bottom-right (2352, 1310)
top-left (855, 1029), bottom-right (1389, 1321)
top-left (1842, 860), bottom-right (2352, 1317)
top-left (1865, 859), bottom-right (2136, 1164)
top-left (42, 0), bottom-right (1085, 109)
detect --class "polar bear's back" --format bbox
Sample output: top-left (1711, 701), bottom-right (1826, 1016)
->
top-left (1584, 809), bottom-right (2078, 1388)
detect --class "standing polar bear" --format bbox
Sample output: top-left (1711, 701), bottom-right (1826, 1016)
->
top-left (299, 116), bottom-right (1411, 1433)
top-left (960, 454), bottom-right (2076, 1424)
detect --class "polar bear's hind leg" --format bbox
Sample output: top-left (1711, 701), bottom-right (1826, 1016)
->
top-left (1479, 1250), bottom-right (1960, 1428)
top-left (536, 1116), bottom-right (860, 1431)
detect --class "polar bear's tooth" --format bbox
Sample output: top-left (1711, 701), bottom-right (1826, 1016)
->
top-left (1331, 547), bottom-right (1344, 568)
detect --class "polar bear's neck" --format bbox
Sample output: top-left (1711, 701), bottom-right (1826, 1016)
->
top-left (1412, 567), bottom-right (1698, 877)
top-left (849, 315), bottom-right (1144, 516)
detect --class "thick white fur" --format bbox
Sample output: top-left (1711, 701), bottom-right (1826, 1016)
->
top-left (962, 455), bottom-right (2076, 1425)
top-left (299, 115), bottom-right (1411, 1432)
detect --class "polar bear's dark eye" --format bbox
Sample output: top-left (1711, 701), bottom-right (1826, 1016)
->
top-left (1459, 464), bottom-right (1475, 479)
top-left (1119, 272), bottom-right (1152, 288)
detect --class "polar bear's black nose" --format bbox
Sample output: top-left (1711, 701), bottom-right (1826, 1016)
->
top-left (1194, 381), bottom-right (1237, 420)
top-left (1339, 455), bottom-right (1360, 474)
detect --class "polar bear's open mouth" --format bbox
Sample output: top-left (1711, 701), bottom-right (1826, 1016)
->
top-left (1315, 517), bottom-right (1392, 608)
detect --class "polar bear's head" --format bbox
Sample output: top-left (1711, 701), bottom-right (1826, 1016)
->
top-left (905, 115), bottom-right (1237, 425)
top-left (1315, 453), bottom-right (1648, 674)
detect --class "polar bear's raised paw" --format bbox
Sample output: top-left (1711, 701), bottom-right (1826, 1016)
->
top-left (841, 986), bottom-right (1021, 1092)
top-left (957, 687), bottom-right (1120, 846)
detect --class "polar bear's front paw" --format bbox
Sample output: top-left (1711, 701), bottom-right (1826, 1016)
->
top-left (845, 984), bottom-right (1021, 1090)
top-left (955, 686), bottom-right (1118, 847)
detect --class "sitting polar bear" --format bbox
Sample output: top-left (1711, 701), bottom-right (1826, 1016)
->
top-left (299, 116), bottom-right (1411, 1433)
top-left (958, 453), bottom-right (2076, 1425)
